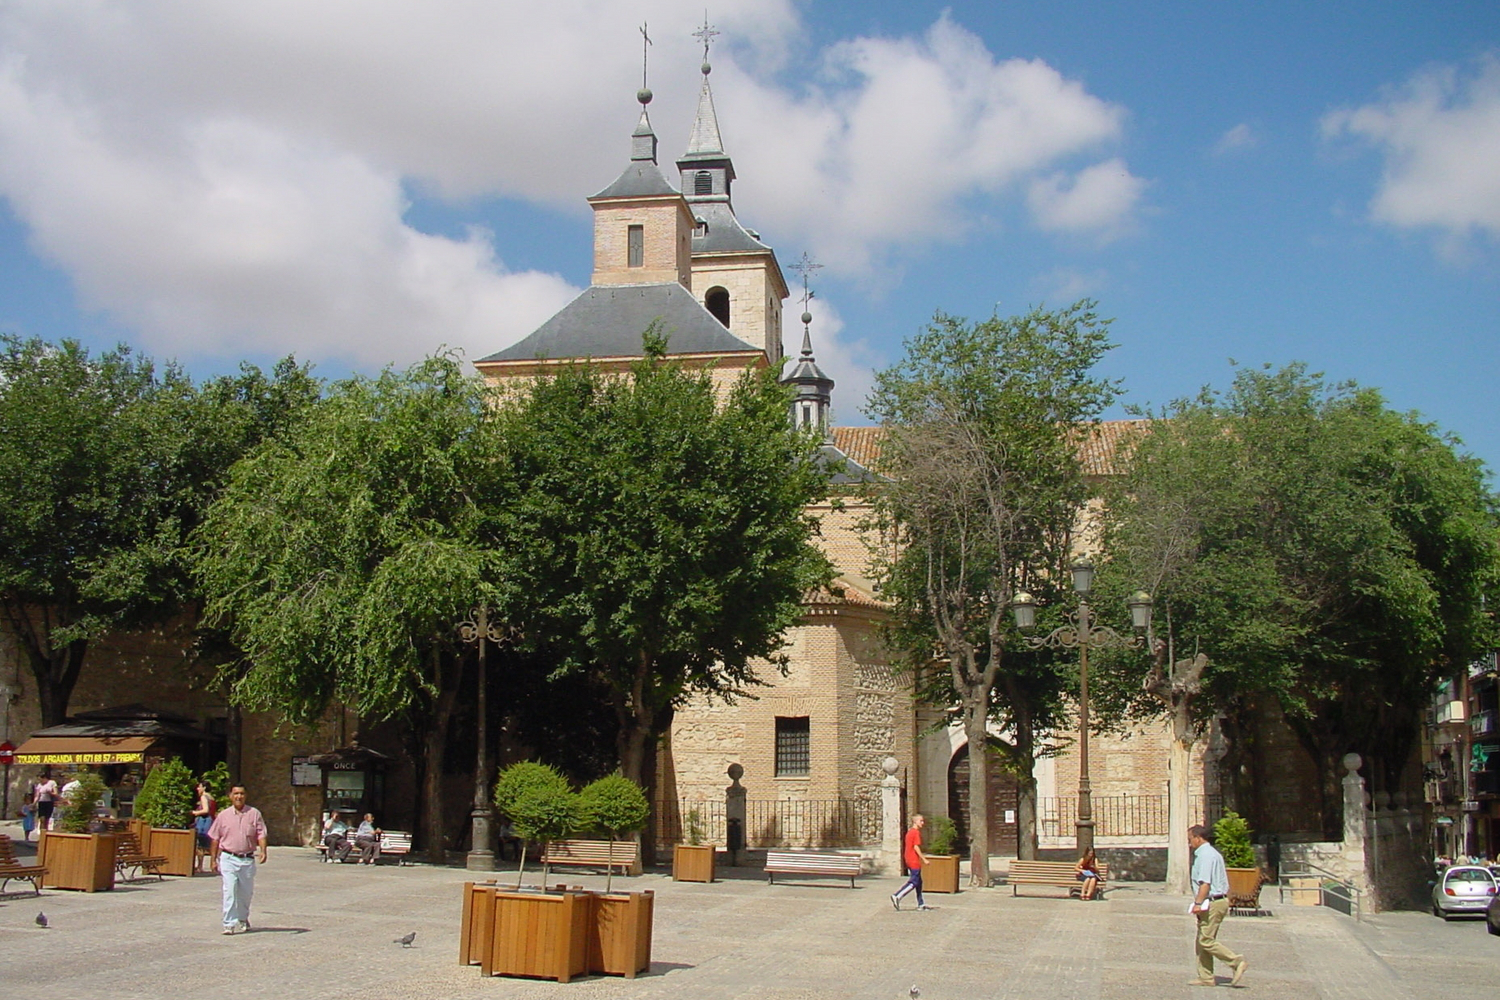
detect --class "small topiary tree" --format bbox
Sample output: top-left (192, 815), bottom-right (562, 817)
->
top-left (494, 762), bottom-right (575, 888)
top-left (1213, 810), bottom-right (1257, 869)
top-left (925, 814), bottom-right (959, 857)
top-left (684, 807), bottom-right (706, 846)
top-left (57, 772), bottom-right (107, 833)
top-left (579, 773), bottom-right (649, 890)
top-left (134, 757), bottom-right (197, 829)
top-left (200, 761), bottom-right (230, 803)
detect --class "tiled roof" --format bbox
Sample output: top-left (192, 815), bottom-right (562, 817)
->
top-left (828, 420), bottom-right (1149, 478)
top-left (804, 576), bottom-right (887, 610)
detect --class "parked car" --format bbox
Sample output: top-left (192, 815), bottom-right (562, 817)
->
top-left (1432, 865), bottom-right (1497, 919)
top-left (1488, 893), bottom-right (1500, 936)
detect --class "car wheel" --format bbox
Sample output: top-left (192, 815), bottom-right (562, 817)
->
top-left (1433, 902), bottom-right (1442, 917)
top-left (1488, 919), bottom-right (1499, 936)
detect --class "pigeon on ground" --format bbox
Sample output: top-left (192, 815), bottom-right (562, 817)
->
top-left (394, 931), bottom-right (416, 948)
top-left (909, 987), bottom-right (920, 1000)
top-left (35, 912), bottom-right (48, 928)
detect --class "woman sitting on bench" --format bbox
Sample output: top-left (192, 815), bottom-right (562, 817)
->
top-left (1075, 849), bottom-right (1101, 900)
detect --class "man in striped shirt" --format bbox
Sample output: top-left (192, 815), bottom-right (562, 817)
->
top-left (209, 785), bottom-right (269, 935)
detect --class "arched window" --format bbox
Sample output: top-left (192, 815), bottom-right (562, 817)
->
top-left (705, 287), bottom-right (730, 327)
top-left (694, 171), bottom-right (713, 196)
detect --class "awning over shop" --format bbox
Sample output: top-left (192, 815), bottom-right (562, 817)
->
top-left (14, 736), bottom-right (158, 765)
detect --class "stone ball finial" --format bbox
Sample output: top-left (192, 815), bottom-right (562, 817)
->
top-left (1342, 752), bottom-right (1362, 773)
top-left (727, 762), bottom-right (744, 781)
top-left (637, 88), bottom-right (653, 106)
top-left (882, 756), bottom-right (899, 777)
top-left (801, 311), bottom-right (813, 326)
top-left (702, 61), bottom-right (712, 76)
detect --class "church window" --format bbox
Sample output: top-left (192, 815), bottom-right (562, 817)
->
top-left (627, 225), bottom-right (644, 267)
top-left (705, 286), bottom-right (730, 327)
top-left (775, 716), bottom-right (810, 776)
top-left (694, 171), bottom-right (713, 196)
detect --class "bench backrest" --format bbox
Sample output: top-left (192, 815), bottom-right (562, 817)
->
top-left (379, 831), bottom-right (413, 853)
top-left (544, 839), bottom-right (640, 862)
top-left (0, 833), bottom-right (22, 866)
top-left (765, 850), bottom-right (863, 872)
top-left (1009, 859), bottom-right (1110, 880)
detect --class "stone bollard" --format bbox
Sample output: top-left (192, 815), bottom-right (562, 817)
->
top-left (880, 757), bottom-right (902, 875)
top-left (1340, 753), bottom-right (1370, 900)
top-left (725, 763), bottom-right (746, 867)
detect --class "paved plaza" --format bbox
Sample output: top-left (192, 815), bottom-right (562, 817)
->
top-left (0, 824), bottom-right (1493, 1000)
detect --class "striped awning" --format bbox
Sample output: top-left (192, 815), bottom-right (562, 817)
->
top-left (13, 736), bottom-right (157, 765)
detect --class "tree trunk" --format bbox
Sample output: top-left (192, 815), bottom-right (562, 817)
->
top-left (1165, 721), bottom-right (1193, 894)
top-left (613, 653), bottom-right (657, 787)
top-left (420, 646), bottom-right (461, 866)
top-left (1012, 710), bottom-right (1038, 861)
top-left (2, 602), bottom-right (89, 727)
top-left (963, 704), bottom-right (991, 886)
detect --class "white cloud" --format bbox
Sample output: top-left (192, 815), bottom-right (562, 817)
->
top-left (1213, 123), bottom-right (1256, 156)
top-left (1322, 55), bottom-right (1500, 246)
top-left (1026, 158), bottom-right (1144, 240)
top-left (0, 2), bottom-right (1138, 367)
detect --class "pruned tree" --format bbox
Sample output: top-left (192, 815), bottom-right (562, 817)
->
top-left (867, 302), bottom-right (1119, 884)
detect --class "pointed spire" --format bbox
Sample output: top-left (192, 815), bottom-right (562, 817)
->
top-left (782, 253), bottom-right (833, 433)
top-left (685, 74), bottom-right (725, 157)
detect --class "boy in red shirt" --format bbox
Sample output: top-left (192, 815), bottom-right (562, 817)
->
top-left (891, 813), bottom-right (933, 911)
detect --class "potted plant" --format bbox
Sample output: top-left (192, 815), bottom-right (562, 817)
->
top-left (578, 774), bottom-right (655, 977)
top-left (1213, 811), bottom-right (1263, 907)
top-left (921, 814), bottom-right (961, 893)
top-left (133, 757), bottom-right (197, 875)
top-left (579, 773), bottom-right (649, 892)
top-left (40, 771), bottom-right (116, 891)
top-left (493, 761), bottom-right (582, 888)
top-left (672, 806), bottom-right (716, 883)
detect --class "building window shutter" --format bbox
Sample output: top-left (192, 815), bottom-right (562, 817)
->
top-left (627, 225), bottom-right (644, 267)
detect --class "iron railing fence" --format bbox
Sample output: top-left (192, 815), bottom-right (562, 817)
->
top-left (1038, 793), bottom-right (1223, 839)
top-left (655, 795), bottom-right (880, 849)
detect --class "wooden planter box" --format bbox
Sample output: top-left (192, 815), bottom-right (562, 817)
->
top-left (149, 827), bottom-right (197, 877)
top-left (672, 844), bottom-right (716, 883)
top-left (128, 818), bottom-right (151, 847)
top-left (922, 855), bottom-right (961, 893)
top-left (587, 890), bottom-right (654, 978)
top-left (1226, 867), bottom-right (1264, 908)
top-left (459, 881), bottom-right (500, 967)
top-left (38, 832), bottom-right (117, 892)
top-left (484, 889), bottom-right (591, 982)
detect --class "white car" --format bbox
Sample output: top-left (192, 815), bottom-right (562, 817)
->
top-left (1432, 865), bottom-right (1497, 919)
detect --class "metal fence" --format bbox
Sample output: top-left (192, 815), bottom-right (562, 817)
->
top-left (1038, 794), bottom-right (1223, 839)
top-left (655, 795), bottom-right (880, 849)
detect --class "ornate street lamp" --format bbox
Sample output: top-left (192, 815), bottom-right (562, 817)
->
top-left (458, 606), bottom-right (508, 871)
top-left (1011, 562), bottom-right (1152, 856)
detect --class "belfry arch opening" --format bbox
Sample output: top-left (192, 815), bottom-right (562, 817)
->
top-left (705, 287), bottom-right (730, 327)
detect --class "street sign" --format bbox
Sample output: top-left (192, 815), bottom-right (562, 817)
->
top-left (0, 741), bottom-right (14, 766)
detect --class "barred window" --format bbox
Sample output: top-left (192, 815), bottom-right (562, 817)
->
top-left (775, 716), bottom-right (810, 776)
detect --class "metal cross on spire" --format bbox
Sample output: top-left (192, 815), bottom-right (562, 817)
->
top-left (789, 251), bottom-right (823, 317)
top-left (693, 12), bottom-right (720, 66)
top-left (639, 22), bottom-right (653, 92)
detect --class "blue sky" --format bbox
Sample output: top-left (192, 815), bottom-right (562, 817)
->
top-left (1, 2), bottom-right (1497, 471)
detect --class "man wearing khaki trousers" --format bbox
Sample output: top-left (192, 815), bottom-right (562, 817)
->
top-left (1187, 825), bottom-right (1248, 987)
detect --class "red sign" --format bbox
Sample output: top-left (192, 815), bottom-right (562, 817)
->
top-left (0, 741), bottom-right (14, 766)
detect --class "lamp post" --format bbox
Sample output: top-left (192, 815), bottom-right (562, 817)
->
top-left (458, 606), bottom-right (507, 871)
top-left (1011, 561), bottom-right (1152, 856)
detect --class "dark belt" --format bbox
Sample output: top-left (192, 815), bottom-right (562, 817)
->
top-left (223, 851), bottom-right (256, 859)
top-left (1208, 894), bottom-right (1227, 901)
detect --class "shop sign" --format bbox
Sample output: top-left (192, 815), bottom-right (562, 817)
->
top-left (290, 756), bottom-right (321, 786)
top-left (15, 751), bottom-right (145, 765)
top-left (331, 761), bottom-right (361, 770)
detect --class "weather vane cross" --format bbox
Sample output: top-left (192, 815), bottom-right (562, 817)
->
top-left (640, 22), bottom-right (653, 91)
top-left (693, 13), bottom-right (719, 64)
top-left (789, 251), bottom-right (823, 314)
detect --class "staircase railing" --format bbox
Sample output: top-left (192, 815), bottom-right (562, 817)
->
top-left (1277, 859), bottom-right (1362, 921)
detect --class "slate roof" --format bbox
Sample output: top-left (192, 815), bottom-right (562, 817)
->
top-left (478, 283), bottom-right (761, 363)
top-left (591, 158), bottom-right (679, 200)
top-left (691, 201), bottom-right (770, 254)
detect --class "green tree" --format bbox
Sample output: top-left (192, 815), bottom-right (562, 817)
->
top-left (0, 337), bottom-right (318, 726)
top-left (865, 302), bottom-right (1119, 884)
top-left (57, 772), bottom-right (107, 833)
top-left (1099, 364), bottom-right (1500, 839)
top-left (193, 354), bottom-right (511, 863)
top-left (200, 761), bottom-right (231, 803)
top-left (495, 761), bottom-right (576, 886)
top-left (501, 338), bottom-right (833, 790)
top-left (134, 757), bottom-right (197, 829)
top-left (1212, 811), bottom-right (1257, 869)
top-left (578, 773), bottom-right (649, 890)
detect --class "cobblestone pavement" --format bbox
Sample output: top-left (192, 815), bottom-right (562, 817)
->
top-left (0, 836), bottom-right (1493, 1000)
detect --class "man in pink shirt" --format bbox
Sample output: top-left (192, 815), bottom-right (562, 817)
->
top-left (208, 785), bottom-right (269, 935)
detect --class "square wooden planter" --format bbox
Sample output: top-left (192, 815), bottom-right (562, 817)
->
top-left (922, 855), bottom-right (961, 893)
top-left (148, 827), bottom-right (197, 877)
top-left (38, 831), bottom-right (117, 892)
top-left (587, 890), bottom-right (654, 978)
top-left (484, 889), bottom-right (592, 983)
top-left (672, 843), bottom-right (716, 882)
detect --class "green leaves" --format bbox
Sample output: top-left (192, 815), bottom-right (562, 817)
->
top-left (578, 773), bottom-right (650, 837)
top-left (133, 757), bottom-right (197, 829)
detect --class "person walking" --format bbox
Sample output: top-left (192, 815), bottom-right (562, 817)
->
top-left (891, 813), bottom-right (933, 911)
top-left (32, 771), bottom-right (58, 833)
top-left (1187, 825), bottom-right (1247, 987)
top-left (208, 785), bottom-right (268, 935)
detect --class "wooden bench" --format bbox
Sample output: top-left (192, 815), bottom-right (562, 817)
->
top-left (764, 850), bottom-right (865, 888)
top-left (0, 834), bottom-right (47, 897)
top-left (1007, 859), bottom-right (1110, 898)
top-left (114, 831), bottom-right (167, 882)
top-left (540, 839), bottom-right (642, 877)
top-left (317, 829), bottom-right (414, 865)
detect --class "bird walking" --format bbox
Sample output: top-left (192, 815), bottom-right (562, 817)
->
top-left (36, 912), bottom-right (49, 928)
top-left (909, 986), bottom-right (920, 1000)
top-left (394, 931), bottom-right (416, 948)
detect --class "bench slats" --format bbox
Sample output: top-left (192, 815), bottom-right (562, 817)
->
top-left (764, 850), bottom-right (864, 888)
top-left (0, 834), bottom-right (46, 897)
top-left (1008, 860), bottom-right (1109, 898)
top-left (541, 839), bottom-right (642, 877)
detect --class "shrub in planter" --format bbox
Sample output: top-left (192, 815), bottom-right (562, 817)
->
top-left (494, 762), bottom-right (581, 887)
top-left (925, 815), bottom-right (959, 857)
top-left (57, 772), bottom-right (107, 833)
top-left (200, 761), bottom-right (231, 802)
top-left (134, 757), bottom-right (196, 829)
top-left (684, 807), bottom-right (707, 846)
top-left (579, 774), bottom-right (649, 891)
top-left (1212, 811), bottom-right (1257, 869)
